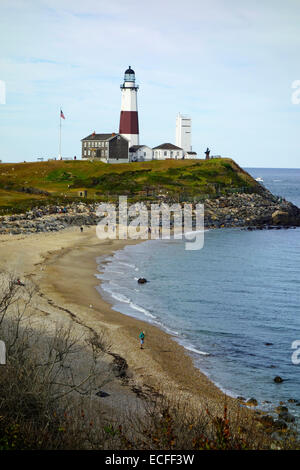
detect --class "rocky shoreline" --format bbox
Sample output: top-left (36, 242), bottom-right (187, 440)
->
top-left (1, 189), bottom-right (300, 235)
top-left (204, 191), bottom-right (300, 229)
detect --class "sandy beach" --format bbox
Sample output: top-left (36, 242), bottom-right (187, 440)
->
top-left (0, 226), bottom-right (245, 420)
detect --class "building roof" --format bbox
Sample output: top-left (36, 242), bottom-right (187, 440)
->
top-left (153, 143), bottom-right (183, 150)
top-left (125, 66), bottom-right (135, 75)
top-left (129, 145), bottom-right (151, 152)
top-left (81, 133), bottom-right (119, 141)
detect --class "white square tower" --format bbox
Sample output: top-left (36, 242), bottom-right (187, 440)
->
top-left (176, 113), bottom-right (192, 153)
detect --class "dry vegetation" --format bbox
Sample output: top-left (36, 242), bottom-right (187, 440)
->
top-left (0, 272), bottom-right (298, 450)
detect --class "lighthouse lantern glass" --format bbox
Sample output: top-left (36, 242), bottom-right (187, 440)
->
top-left (124, 72), bottom-right (135, 82)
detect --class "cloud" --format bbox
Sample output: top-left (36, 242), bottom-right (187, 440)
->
top-left (0, 0), bottom-right (300, 166)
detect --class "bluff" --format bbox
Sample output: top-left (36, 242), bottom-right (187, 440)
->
top-left (0, 158), bottom-right (299, 233)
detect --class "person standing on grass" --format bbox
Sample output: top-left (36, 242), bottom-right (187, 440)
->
top-left (139, 331), bottom-right (145, 349)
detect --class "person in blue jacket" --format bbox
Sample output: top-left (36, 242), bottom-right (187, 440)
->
top-left (139, 331), bottom-right (145, 349)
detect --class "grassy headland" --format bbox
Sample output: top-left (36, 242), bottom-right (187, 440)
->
top-left (0, 158), bottom-right (263, 214)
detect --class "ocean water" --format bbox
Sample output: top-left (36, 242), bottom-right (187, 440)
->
top-left (96, 168), bottom-right (300, 419)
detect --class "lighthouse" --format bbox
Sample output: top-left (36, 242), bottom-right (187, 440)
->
top-left (119, 66), bottom-right (139, 148)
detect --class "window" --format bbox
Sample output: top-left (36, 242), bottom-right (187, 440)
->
top-left (88, 150), bottom-right (90, 156)
top-left (144, 152), bottom-right (146, 157)
top-left (164, 151), bottom-right (167, 156)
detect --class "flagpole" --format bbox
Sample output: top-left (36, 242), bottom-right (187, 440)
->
top-left (59, 107), bottom-right (62, 160)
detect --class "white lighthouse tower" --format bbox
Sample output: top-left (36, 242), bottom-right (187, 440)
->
top-left (119, 66), bottom-right (139, 148)
top-left (176, 113), bottom-right (192, 153)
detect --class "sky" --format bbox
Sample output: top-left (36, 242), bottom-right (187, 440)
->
top-left (0, 0), bottom-right (300, 167)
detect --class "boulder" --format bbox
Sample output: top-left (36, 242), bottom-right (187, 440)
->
top-left (236, 396), bottom-right (246, 402)
top-left (246, 397), bottom-right (258, 406)
top-left (258, 415), bottom-right (276, 427)
top-left (275, 406), bottom-right (288, 414)
top-left (138, 278), bottom-right (148, 284)
top-left (278, 411), bottom-right (295, 423)
top-left (272, 210), bottom-right (290, 225)
top-left (274, 376), bottom-right (284, 383)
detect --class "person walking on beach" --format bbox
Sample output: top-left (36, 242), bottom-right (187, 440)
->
top-left (139, 331), bottom-right (145, 349)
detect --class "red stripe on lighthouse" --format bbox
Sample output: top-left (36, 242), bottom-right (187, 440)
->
top-left (119, 111), bottom-right (139, 135)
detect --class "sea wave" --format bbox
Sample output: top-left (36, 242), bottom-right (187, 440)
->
top-left (183, 344), bottom-right (210, 356)
top-left (116, 261), bottom-right (137, 269)
top-left (100, 284), bottom-right (131, 304)
top-left (129, 302), bottom-right (157, 319)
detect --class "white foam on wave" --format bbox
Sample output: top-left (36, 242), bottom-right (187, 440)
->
top-left (117, 261), bottom-right (136, 268)
top-left (104, 263), bottom-right (124, 274)
top-left (154, 321), bottom-right (179, 337)
top-left (108, 280), bottom-right (121, 288)
top-left (129, 302), bottom-right (156, 319)
top-left (100, 277), bottom-right (157, 321)
top-left (184, 344), bottom-right (210, 356)
top-left (111, 292), bottom-right (131, 304)
top-left (101, 284), bottom-right (131, 304)
top-left (103, 268), bottom-right (125, 275)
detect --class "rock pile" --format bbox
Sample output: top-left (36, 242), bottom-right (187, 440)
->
top-left (203, 193), bottom-right (300, 229)
top-left (0, 191), bottom-right (300, 235)
top-left (0, 203), bottom-right (99, 235)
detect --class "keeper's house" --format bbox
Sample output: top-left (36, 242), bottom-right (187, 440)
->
top-left (81, 132), bottom-right (129, 163)
top-left (152, 143), bottom-right (184, 160)
top-left (129, 145), bottom-right (153, 162)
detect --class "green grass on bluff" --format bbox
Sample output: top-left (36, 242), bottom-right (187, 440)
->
top-left (0, 158), bottom-right (262, 214)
